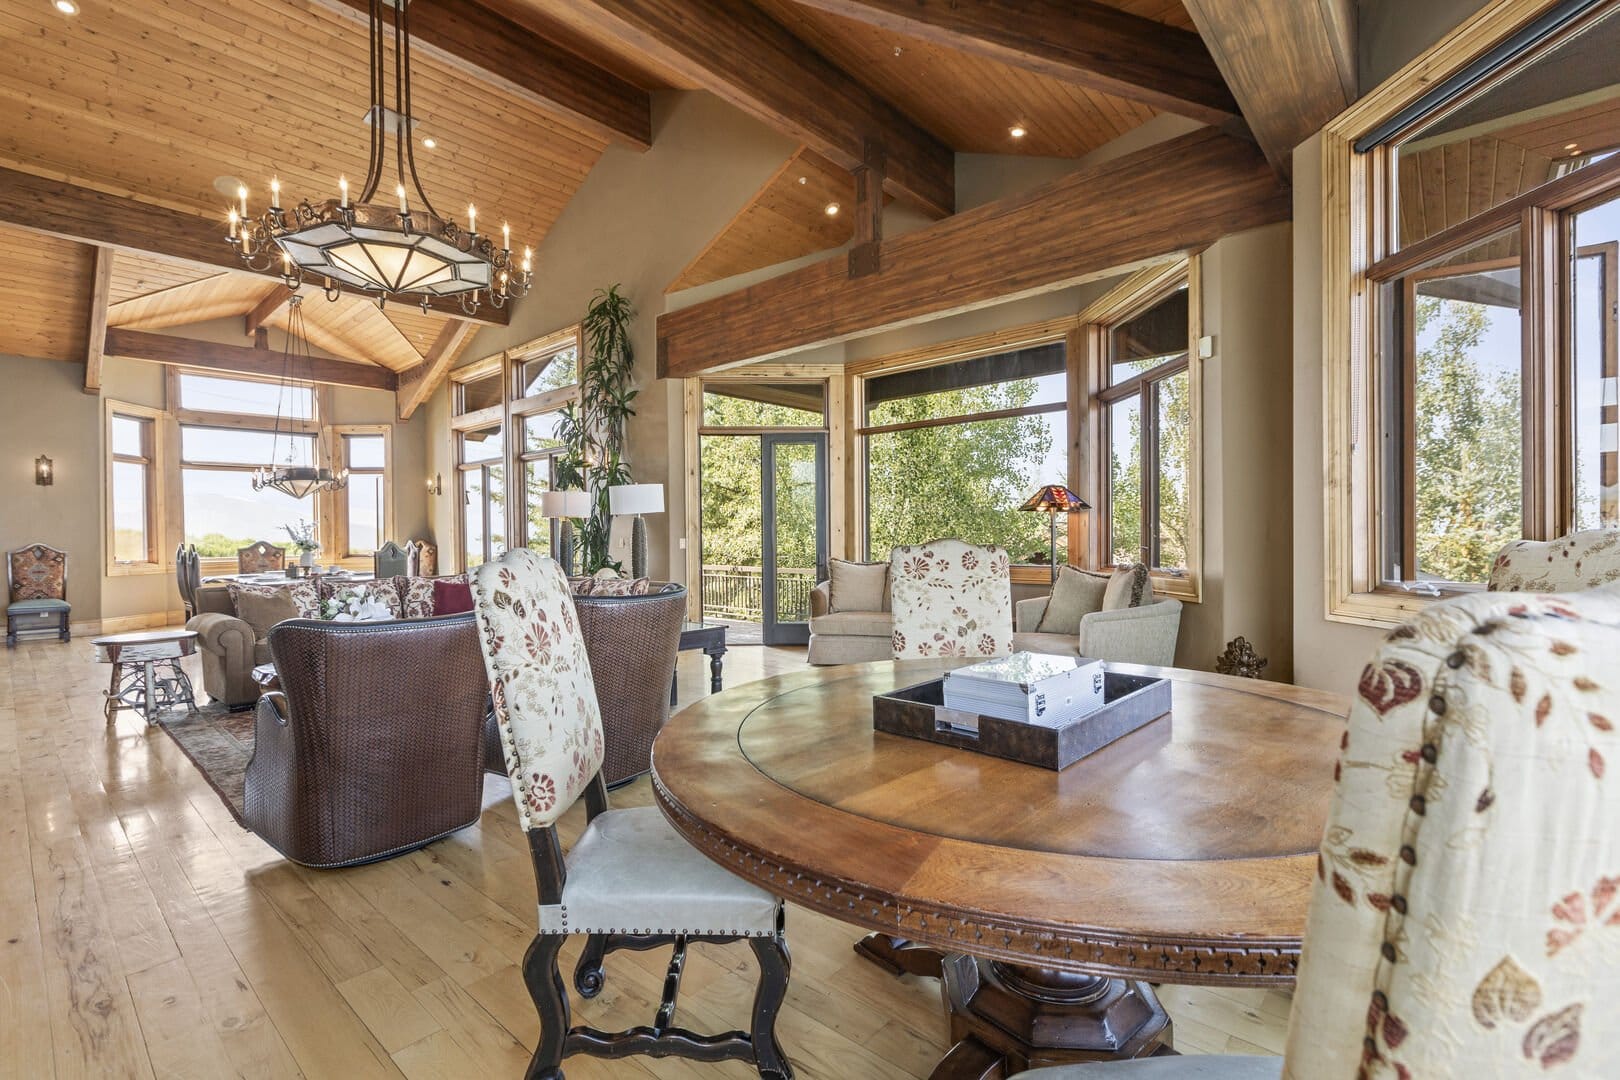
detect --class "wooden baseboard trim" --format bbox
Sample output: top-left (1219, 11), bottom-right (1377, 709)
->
top-left (68, 610), bottom-right (187, 636)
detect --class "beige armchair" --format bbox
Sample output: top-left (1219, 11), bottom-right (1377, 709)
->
top-left (807, 579), bottom-right (893, 664)
top-left (1019, 583), bottom-right (1620, 1078)
top-left (1012, 593), bottom-right (1183, 667)
top-left (186, 583), bottom-right (262, 707)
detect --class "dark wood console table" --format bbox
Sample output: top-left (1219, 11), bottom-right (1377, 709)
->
top-left (650, 660), bottom-right (1347, 1076)
top-left (670, 621), bottom-right (728, 706)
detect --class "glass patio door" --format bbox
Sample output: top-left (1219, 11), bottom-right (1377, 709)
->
top-left (761, 433), bottom-right (827, 646)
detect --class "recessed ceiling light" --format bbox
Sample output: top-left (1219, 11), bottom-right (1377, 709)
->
top-left (797, 176), bottom-right (808, 185)
top-left (53, 0), bottom-right (78, 15)
top-left (892, 46), bottom-right (903, 57)
top-left (1009, 124), bottom-right (1028, 139)
top-left (824, 202), bottom-right (840, 216)
top-left (213, 175), bottom-right (247, 198)
top-left (422, 137), bottom-right (437, 149)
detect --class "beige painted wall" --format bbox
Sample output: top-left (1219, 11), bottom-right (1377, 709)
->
top-left (0, 353), bottom-right (103, 620)
top-left (0, 347), bottom-right (428, 628)
top-left (430, 91), bottom-right (803, 578)
top-left (1290, 133), bottom-right (1387, 694)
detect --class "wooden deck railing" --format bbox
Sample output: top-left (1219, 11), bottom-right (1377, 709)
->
top-left (701, 564), bottom-right (815, 622)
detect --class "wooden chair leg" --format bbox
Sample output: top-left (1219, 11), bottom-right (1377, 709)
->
top-left (574, 933), bottom-right (608, 998)
top-left (748, 933), bottom-right (794, 1080)
top-left (522, 934), bottom-right (569, 1080)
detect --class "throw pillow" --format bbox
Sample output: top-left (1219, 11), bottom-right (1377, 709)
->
top-left (581, 576), bottom-right (652, 597)
top-left (399, 575), bottom-right (436, 618)
top-left (432, 578), bottom-right (475, 615)
top-left (1101, 564), bottom-right (1152, 610)
top-left (230, 588), bottom-right (300, 642)
top-left (318, 578), bottom-right (403, 619)
top-left (1036, 567), bottom-right (1110, 635)
top-left (828, 559), bottom-right (889, 613)
top-left (228, 579), bottom-right (319, 619)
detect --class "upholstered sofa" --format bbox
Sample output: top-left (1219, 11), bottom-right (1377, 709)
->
top-left (809, 559), bottom-right (1184, 667)
top-left (187, 573), bottom-right (469, 707)
top-left (247, 614), bottom-right (489, 867)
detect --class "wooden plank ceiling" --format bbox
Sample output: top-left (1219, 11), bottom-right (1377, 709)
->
top-left (752, 0), bottom-right (1190, 159)
top-left (0, 222), bottom-right (95, 363)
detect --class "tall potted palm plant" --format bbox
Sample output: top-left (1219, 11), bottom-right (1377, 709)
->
top-left (556, 285), bottom-right (637, 574)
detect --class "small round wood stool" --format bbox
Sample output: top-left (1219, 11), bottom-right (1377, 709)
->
top-left (92, 629), bottom-right (200, 725)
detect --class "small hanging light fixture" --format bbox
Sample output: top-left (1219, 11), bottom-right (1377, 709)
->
top-left (252, 297), bottom-right (349, 500)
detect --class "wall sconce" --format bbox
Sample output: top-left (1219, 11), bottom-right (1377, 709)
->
top-left (426, 472), bottom-right (442, 496)
top-left (34, 455), bottom-right (53, 486)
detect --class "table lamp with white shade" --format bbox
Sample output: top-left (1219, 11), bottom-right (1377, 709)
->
top-left (608, 483), bottom-right (665, 579)
top-left (539, 489), bottom-right (592, 575)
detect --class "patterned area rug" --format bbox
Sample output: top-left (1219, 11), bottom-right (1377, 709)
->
top-left (156, 702), bottom-right (255, 824)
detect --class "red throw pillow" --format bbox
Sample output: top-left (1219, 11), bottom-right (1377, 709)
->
top-left (432, 578), bottom-right (474, 615)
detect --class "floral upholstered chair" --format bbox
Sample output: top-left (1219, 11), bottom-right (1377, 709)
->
top-left (1018, 585), bottom-right (1620, 1079)
top-left (470, 549), bottom-right (793, 1079)
top-left (6, 543), bottom-right (70, 647)
top-left (1489, 529), bottom-right (1620, 593)
top-left (237, 540), bottom-right (286, 573)
top-left (889, 539), bottom-right (1014, 660)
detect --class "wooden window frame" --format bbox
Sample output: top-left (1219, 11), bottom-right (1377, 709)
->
top-left (1322, 0), bottom-right (1620, 626)
top-left (104, 399), bottom-right (165, 575)
top-left (683, 366), bottom-right (846, 622)
top-left (333, 425), bottom-right (393, 560)
top-left (852, 324), bottom-right (1079, 586)
top-left (1080, 260), bottom-right (1202, 602)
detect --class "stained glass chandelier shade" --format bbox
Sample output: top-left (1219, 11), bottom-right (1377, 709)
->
top-left (226, 0), bottom-right (529, 314)
top-left (252, 296), bottom-right (349, 500)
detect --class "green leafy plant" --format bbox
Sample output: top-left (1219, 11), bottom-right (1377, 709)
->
top-left (556, 285), bottom-right (638, 573)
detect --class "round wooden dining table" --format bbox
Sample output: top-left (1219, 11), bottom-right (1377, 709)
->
top-left (651, 660), bottom-right (1349, 1077)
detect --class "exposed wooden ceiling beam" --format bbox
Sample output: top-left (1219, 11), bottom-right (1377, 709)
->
top-left (244, 285), bottom-right (296, 337)
top-left (0, 166), bottom-right (510, 326)
top-left (310, 0), bottom-right (651, 150)
top-left (790, 0), bottom-right (1244, 131)
top-left (657, 129), bottom-right (1290, 376)
top-left (397, 320), bottom-right (481, 420)
top-left (568, 0), bottom-right (955, 217)
top-left (83, 247), bottom-right (113, 395)
top-left (104, 328), bottom-right (398, 391)
top-left (1182, 0), bottom-right (1357, 176)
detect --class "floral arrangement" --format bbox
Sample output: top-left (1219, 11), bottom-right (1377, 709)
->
top-left (321, 587), bottom-right (394, 622)
top-left (282, 520), bottom-right (321, 554)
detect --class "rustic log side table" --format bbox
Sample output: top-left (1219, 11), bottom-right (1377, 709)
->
top-left (651, 660), bottom-right (1348, 1077)
top-left (93, 629), bottom-right (200, 725)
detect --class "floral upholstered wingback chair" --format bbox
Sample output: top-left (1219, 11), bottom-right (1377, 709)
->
top-left (470, 549), bottom-right (794, 1079)
top-left (1489, 529), bottom-right (1620, 593)
top-left (889, 540), bottom-right (1014, 660)
top-left (1019, 585), bottom-right (1620, 1080)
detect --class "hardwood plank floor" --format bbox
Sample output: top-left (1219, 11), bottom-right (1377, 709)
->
top-left (0, 634), bottom-right (1289, 1078)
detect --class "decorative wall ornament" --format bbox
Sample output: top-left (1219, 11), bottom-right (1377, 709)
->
top-left (1215, 636), bottom-right (1269, 679)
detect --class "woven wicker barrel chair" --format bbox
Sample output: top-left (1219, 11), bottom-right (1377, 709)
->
top-left (246, 613), bottom-right (489, 867)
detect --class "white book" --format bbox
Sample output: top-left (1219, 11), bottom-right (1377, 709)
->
top-left (943, 652), bottom-right (1106, 727)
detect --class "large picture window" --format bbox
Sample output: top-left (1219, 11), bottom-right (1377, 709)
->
top-left (107, 403), bottom-right (160, 570)
top-left (1325, 0), bottom-right (1620, 619)
top-left (336, 429), bottom-right (390, 557)
top-left (181, 425), bottom-right (318, 557)
top-left (459, 422), bottom-right (506, 569)
top-left (860, 342), bottom-right (1069, 567)
top-left (1098, 284), bottom-right (1192, 571)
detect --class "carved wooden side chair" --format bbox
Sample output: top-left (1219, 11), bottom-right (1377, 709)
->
top-left (1018, 584), bottom-right (1620, 1078)
top-left (470, 549), bottom-right (793, 1080)
top-left (889, 539), bottom-right (1014, 659)
top-left (175, 544), bottom-right (201, 618)
top-left (373, 539), bottom-right (410, 579)
top-left (237, 540), bottom-right (286, 573)
top-left (6, 542), bottom-right (70, 647)
top-left (408, 538), bottom-right (438, 577)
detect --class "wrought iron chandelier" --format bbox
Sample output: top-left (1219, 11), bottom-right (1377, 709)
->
top-left (226, 0), bottom-right (530, 315)
top-left (253, 296), bottom-right (350, 499)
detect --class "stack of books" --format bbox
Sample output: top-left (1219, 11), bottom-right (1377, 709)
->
top-left (943, 652), bottom-right (1106, 727)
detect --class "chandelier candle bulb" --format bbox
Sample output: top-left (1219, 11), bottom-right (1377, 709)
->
top-left (467, 204), bottom-right (476, 234)
top-left (522, 247), bottom-right (532, 273)
top-left (339, 176), bottom-right (349, 207)
top-left (269, 177), bottom-right (280, 209)
top-left (237, 185), bottom-right (248, 217)
top-left (396, 183), bottom-right (407, 213)
top-left (502, 222), bottom-right (510, 251)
